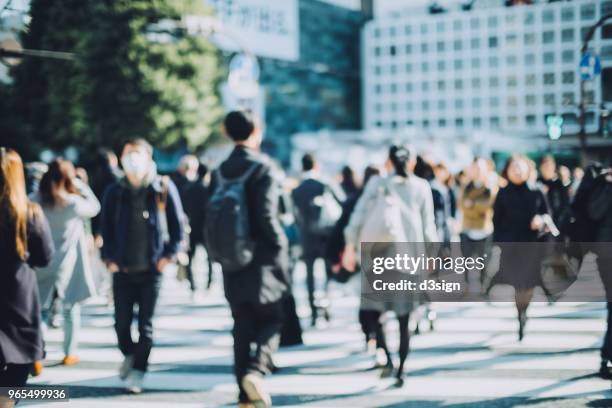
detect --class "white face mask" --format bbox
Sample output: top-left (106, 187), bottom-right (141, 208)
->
top-left (121, 152), bottom-right (149, 178)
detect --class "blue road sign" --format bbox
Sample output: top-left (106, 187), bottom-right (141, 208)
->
top-left (579, 52), bottom-right (602, 81)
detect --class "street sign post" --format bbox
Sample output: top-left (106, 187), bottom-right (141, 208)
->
top-left (579, 52), bottom-right (601, 81)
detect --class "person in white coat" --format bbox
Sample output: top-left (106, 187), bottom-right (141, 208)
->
top-left (343, 145), bottom-right (437, 387)
top-left (35, 159), bottom-right (100, 367)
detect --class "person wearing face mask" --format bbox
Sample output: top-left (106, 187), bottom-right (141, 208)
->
top-left (100, 138), bottom-right (185, 394)
top-left (486, 154), bottom-right (551, 341)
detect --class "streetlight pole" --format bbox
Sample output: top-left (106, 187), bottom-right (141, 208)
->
top-left (578, 13), bottom-right (612, 164)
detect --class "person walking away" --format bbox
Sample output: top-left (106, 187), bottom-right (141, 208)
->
top-left (430, 163), bottom-right (456, 246)
top-left (340, 165), bottom-right (359, 200)
top-left (100, 138), bottom-right (185, 394)
top-left (0, 148), bottom-right (54, 407)
top-left (459, 158), bottom-right (496, 291)
top-left (292, 154), bottom-right (342, 326)
top-left (35, 159), bottom-right (100, 367)
top-left (583, 164), bottom-right (612, 378)
top-left (343, 145), bottom-right (438, 387)
top-left (489, 155), bottom-right (551, 341)
top-left (205, 110), bottom-right (289, 408)
top-left (182, 161), bottom-right (214, 292)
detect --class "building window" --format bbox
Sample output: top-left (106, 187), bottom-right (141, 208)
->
top-left (406, 102), bottom-right (414, 111)
top-left (490, 97), bottom-right (499, 107)
top-left (455, 118), bottom-right (464, 128)
top-left (524, 33), bottom-right (535, 45)
top-left (506, 34), bottom-right (518, 47)
top-left (421, 24), bottom-right (428, 34)
top-left (561, 7), bottom-right (575, 22)
top-left (437, 80), bottom-right (446, 91)
top-left (470, 18), bottom-right (480, 29)
top-left (374, 47), bottom-right (382, 57)
top-left (488, 36), bottom-right (498, 48)
top-left (525, 74), bottom-right (536, 86)
top-left (488, 16), bottom-right (497, 28)
top-left (543, 52), bottom-right (555, 64)
top-left (375, 84), bottom-right (382, 94)
top-left (389, 26), bottom-right (397, 37)
top-left (404, 25), bottom-right (412, 35)
top-left (524, 12), bottom-right (535, 25)
top-left (542, 31), bottom-right (554, 44)
top-left (437, 100), bottom-right (446, 110)
top-left (543, 73), bottom-right (555, 85)
top-left (421, 43), bottom-right (428, 53)
top-left (507, 76), bottom-right (518, 88)
top-left (454, 60), bottom-right (463, 70)
top-left (562, 50), bottom-right (575, 63)
top-left (488, 56), bottom-right (499, 67)
top-left (489, 77), bottom-right (499, 88)
top-left (437, 41), bottom-right (445, 52)
top-left (526, 114), bottom-right (536, 126)
top-left (438, 118), bottom-right (447, 127)
top-left (390, 45), bottom-right (397, 56)
top-left (455, 99), bottom-right (464, 109)
top-left (506, 55), bottom-right (518, 66)
top-left (422, 101), bottom-right (430, 110)
top-left (405, 45), bottom-right (412, 55)
top-left (544, 94), bottom-right (555, 106)
top-left (422, 82), bottom-right (430, 92)
top-left (581, 4), bottom-right (596, 20)
top-left (525, 95), bottom-right (536, 106)
top-left (406, 64), bottom-right (413, 73)
top-left (490, 116), bottom-right (500, 127)
top-left (422, 119), bottom-right (430, 128)
top-left (421, 62), bottom-right (429, 71)
top-left (471, 38), bottom-right (480, 49)
top-left (542, 10), bottom-right (555, 24)
top-left (390, 84), bottom-right (397, 94)
top-left (437, 61), bottom-right (445, 71)
top-left (454, 40), bottom-right (462, 51)
top-left (454, 79), bottom-right (463, 90)
top-left (436, 21), bottom-right (445, 33)
top-left (453, 20), bottom-right (462, 31)
top-left (525, 54), bottom-right (535, 65)
top-left (472, 98), bottom-right (481, 108)
top-left (562, 28), bottom-right (575, 43)
top-left (562, 92), bottom-right (575, 104)
top-left (405, 83), bottom-right (413, 92)
top-left (471, 58), bottom-right (481, 68)
top-left (473, 117), bottom-right (482, 128)
top-left (471, 77), bottom-right (481, 88)
top-left (507, 95), bottom-right (518, 107)
top-left (390, 65), bottom-right (397, 75)
top-left (562, 71), bottom-right (574, 84)
top-left (508, 116), bottom-right (519, 126)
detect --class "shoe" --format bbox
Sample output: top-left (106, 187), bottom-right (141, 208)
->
top-left (126, 370), bottom-right (144, 394)
top-left (600, 360), bottom-right (612, 379)
top-left (241, 373), bottom-right (271, 408)
top-left (31, 360), bottom-right (44, 377)
top-left (119, 355), bottom-right (134, 381)
top-left (380, 361), bottom-right (394, 379)
top-left (394, 376), bottom-right (405, 388)
top-left (62, 355), bottom-right (80, 366)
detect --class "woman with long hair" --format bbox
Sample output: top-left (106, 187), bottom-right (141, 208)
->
top-left (35, 158), bottom-right (100, 367)
top-left (0, 148), bottom-right (54, 404)
top-left (343, 145), bottom-right (438, 387)
top-left (490, 154), bottom-right (550, 341)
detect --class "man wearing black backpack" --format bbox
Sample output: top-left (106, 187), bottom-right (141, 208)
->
top-left (292, 154), bottom-right (342, 327)
top-left (205, 110), bottom-right (288, 408)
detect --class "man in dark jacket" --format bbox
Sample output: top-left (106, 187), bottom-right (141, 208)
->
top-left (101, 138), bottom-right (184, 394)
top-left (292, 154), bottom-right (342, 326)
top-left (538, 155), bottom-right (571, 236)
top-left (209, 110), bottom-right (288, 408)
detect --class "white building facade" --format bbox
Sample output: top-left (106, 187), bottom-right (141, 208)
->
top-left (362, 0), bottom-right (612, 140)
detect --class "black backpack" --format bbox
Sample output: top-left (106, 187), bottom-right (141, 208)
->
top-left (204, 163), bottom-right (260, 273)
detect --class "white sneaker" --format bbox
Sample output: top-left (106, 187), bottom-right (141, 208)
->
top-left (241, 373), bottom-right (271, 408)
top-left (119, 355), bottom-right (134, 381)
top-left (126, 370), bottom-right (145, 394)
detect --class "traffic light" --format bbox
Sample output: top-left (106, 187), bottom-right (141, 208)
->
top-left (546, 114), bottom-right (564, 140)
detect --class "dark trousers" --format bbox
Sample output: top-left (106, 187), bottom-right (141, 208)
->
top-left (0, 364), bottom-right (31, 387)
top-left (113, 271), bottom-right (161, 372)
top-left (186, 241), bottom-right (214, 291)
top-left (304, 256), bottom-right (331, 317)
top-left (230, 301), bottom-right (283, 403)
top-left (460, 233), bottom-right (492, 287)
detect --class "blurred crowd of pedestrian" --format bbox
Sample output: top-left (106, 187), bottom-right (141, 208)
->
top-left (1, 109), bottom-right (612, 408)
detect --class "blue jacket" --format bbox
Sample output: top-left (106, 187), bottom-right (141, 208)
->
top-left (100, 175), bottom-right (185, 269)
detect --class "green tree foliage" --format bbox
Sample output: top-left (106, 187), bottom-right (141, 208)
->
top-left (7, 0), bottom-right (225, 158)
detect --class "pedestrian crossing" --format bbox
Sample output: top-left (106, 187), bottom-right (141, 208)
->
top-left (25, 262), bottom-right (612, 407)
